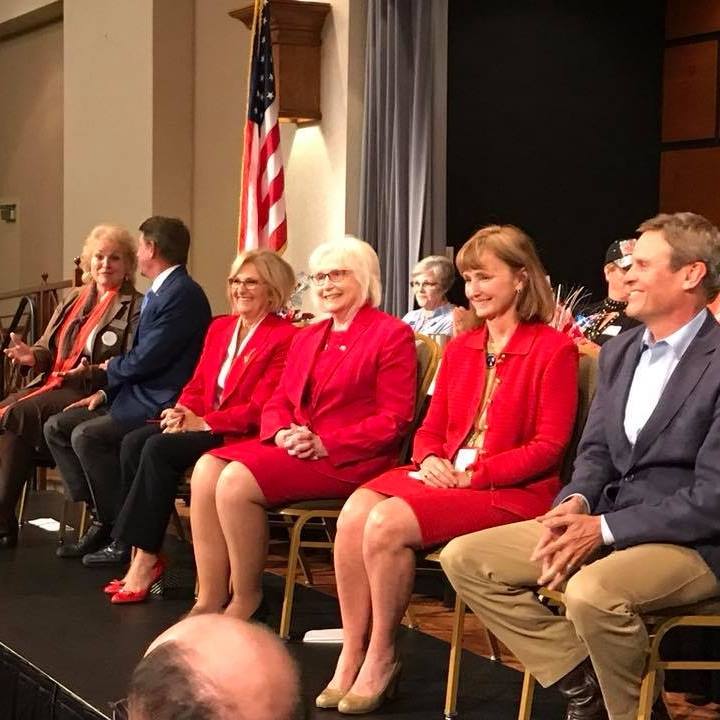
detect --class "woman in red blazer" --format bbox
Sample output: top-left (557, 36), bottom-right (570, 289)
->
top-left (318, 225), bottom-right (579, 714)
top-left (188, 237), bottom-right (416, 620)
top-left (105, 250), bottom-right (297, 603)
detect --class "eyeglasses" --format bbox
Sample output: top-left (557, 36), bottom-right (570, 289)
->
top-left (309, 269), bottom-right (352, 285)
top-left (228, 277), bottom-right (263, 290)
top-left (410, 281), bottom-right (440, 290)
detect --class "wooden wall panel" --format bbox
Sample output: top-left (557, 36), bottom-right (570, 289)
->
top-left (662, 41), bottom-right (718, 141)
top-left (666, 0), bottom-right (720, 39)
top-left (660, 148), bottom-right (720, 225)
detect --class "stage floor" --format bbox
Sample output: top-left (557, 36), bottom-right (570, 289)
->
top-left (0, 492), bottom-right (567, 719)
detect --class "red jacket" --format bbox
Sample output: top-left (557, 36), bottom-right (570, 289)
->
top-left (260, 304), bottom-right (417, 484)
top-left (178, 313), bottom-right (297, 437)
top-left (413, 322), bottom-right (579, 517)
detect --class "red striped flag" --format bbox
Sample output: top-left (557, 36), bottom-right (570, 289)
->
top-left (238, 0), bottom-right (287, 253)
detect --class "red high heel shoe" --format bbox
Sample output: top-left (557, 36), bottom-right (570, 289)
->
top-left (103, 579), bottom-right (125, 595)
top-left (111, 558), bottom-right (166, 605)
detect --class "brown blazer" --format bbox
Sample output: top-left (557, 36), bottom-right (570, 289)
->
top-left (27, 281), bottom-right (142, 391)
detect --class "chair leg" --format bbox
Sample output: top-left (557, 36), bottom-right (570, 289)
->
top-left (636, 664), bottom-right (656, 720)
top-left (485, 627), bottom-right (501, 661)
top-left (517, 670), bottom-right (536, 720)
top-left (279, 514), bottom-right (311, 640)
top-left (17, 481), bottom-right (28, 527)
top-left (78, 503), bottom-right (88, 537)
top-left (444, 594), bottom-right (466, 719)
top-left (58, 499), bottom-right (69, 545)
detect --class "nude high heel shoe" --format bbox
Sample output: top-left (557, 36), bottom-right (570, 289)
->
top-left (337, 660), bottom-right (402, 715)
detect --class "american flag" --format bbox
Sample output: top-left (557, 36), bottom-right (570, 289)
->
top-left (238, 0), bottom-right (287, 252)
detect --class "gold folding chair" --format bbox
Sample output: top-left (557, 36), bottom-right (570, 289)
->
top-left (272, 332), bottom-right (442, 639)
top-left (432, 354), bottom-right (598, 719)
top-left (516, 589), bottom-right (720, 720)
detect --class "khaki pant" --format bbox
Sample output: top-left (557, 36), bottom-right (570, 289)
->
top-left (440, 519), bottom-right (720, 720)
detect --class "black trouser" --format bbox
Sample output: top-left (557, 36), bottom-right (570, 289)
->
top-left (43, 407), bottom-right (142, 524)
top-left (0, 431), bottom-right (34, 529)
top-left (113, 430), bottom-right (223, 552)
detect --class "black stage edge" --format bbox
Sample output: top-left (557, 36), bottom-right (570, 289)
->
top-left (1, 492), bottom-right (567, 719)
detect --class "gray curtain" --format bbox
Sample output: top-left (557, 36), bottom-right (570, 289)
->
top-left (359, 0), bottom-right (448, 317)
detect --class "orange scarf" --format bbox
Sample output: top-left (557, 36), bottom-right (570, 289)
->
top-left (0, 285), bottom-right (119, 417)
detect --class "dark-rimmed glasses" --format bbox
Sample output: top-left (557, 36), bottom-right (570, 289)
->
top-left (410, 280), bottom-right (440, 290)
top-left (309, 269), bottom-right (352, 286)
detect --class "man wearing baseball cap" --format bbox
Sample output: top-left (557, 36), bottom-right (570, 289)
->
top-left (578, 239), bottom-right (640, 349)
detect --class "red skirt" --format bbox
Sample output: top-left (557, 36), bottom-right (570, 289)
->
top-left (363, 465), bottom-right (522, 547)
top-left (210, 439), bottom-right (357, 506)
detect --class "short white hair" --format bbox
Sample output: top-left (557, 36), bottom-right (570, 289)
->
top-left (308, 236), bottom-right (382, 308)
top-left (412, 255), bottom-right (455, 293)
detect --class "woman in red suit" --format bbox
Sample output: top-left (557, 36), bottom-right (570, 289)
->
top-left (318, 225), bottom-right (579, 714)
top-left (105, 249), bottom-right (297, 603)
top-left (189, 236), bottom-right (417, 620)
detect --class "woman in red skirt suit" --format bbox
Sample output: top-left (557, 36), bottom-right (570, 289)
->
top-left (318, 225), bottom-right (579, 714)
top-left (188, 237), bottom-right (417, 619)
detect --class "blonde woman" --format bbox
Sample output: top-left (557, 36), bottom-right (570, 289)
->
top-left (188, 237), bottom-right (417, 620)
top-left (0, 224), bottom-right (141, 549)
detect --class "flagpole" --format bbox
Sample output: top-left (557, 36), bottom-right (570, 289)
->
top-left (237, 0), bottom-right (264, 250)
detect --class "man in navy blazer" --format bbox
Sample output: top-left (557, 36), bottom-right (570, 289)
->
top-left (441, 212), bottom-right (720, 720)
top-left (45, 216), bottom-right (211, 564)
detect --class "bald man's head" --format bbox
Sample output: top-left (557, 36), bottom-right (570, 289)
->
top-left (127, 615), bottom-right (301, 720)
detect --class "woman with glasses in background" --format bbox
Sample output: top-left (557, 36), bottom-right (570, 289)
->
top-left (187, 236), bottom-right (417, 621)
top-left (402, 255), bottom-right (456, 337)
top-left (104, 250), bottom-right (297, 604)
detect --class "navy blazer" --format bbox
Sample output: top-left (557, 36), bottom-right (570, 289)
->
top-left (104, 266), bottom-right (211, 425)
top-left (556, 311), bottom-right (720, 577)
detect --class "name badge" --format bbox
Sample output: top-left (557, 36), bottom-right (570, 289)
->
top-left (101, 330), bottom-right (118, 346)
top-left (602, 325), bottom-right (621, 337)
top-left (454, 447), bottom-right (479, 472)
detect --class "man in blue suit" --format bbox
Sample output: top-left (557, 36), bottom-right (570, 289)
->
top-left (441, 212), bottom-right (720, 720)
top-left (45, 216), bottom-right (211, 565)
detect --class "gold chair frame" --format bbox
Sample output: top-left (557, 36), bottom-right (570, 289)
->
top-left (272, 332), bottom-right (442, 640)
top-left (517, 588), bottom-right (720, 720)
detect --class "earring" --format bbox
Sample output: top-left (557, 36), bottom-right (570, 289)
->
top-left (515, 286), bottom-right (522, 294)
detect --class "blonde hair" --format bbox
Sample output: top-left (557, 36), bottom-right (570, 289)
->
top-left (456, 224), bottom-right (555, 323)
top-left (308, 236), bottom-right (382, 308)
top-left (637, 212), bottom-right (720, 302)
top-left (227, 250), bottom-right (296, 313)
top-left (79, 224), bottom-right (137, 285)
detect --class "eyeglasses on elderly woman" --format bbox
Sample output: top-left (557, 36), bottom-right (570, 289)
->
top-left (309, 269), bottom-right (352, 286)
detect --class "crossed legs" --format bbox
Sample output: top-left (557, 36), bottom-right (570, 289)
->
top-left (328, 488), bottom-right (423, 697)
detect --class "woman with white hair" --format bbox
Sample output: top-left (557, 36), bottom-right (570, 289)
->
top-left (402, 255), bottom-right (456, 336)
top-left (188, 236), bottom-right (417, 620)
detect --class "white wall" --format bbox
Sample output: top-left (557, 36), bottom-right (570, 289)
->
top-left (63, 0), bottom-right (154, 274)
top-left (0, 20), bottom-right (62, 291)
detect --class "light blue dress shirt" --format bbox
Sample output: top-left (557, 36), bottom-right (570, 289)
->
top-left (402, 303), bottom-right (455, 336)
top-left (573, 309), bottom-right (707, 544)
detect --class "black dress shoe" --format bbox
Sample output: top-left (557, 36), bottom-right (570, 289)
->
top-left (82, 539), bottom-right (131, 567)
top-left (556, 658), bottom-right (608, 720)
top-left (56, 521), bottom-right (111, 559)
